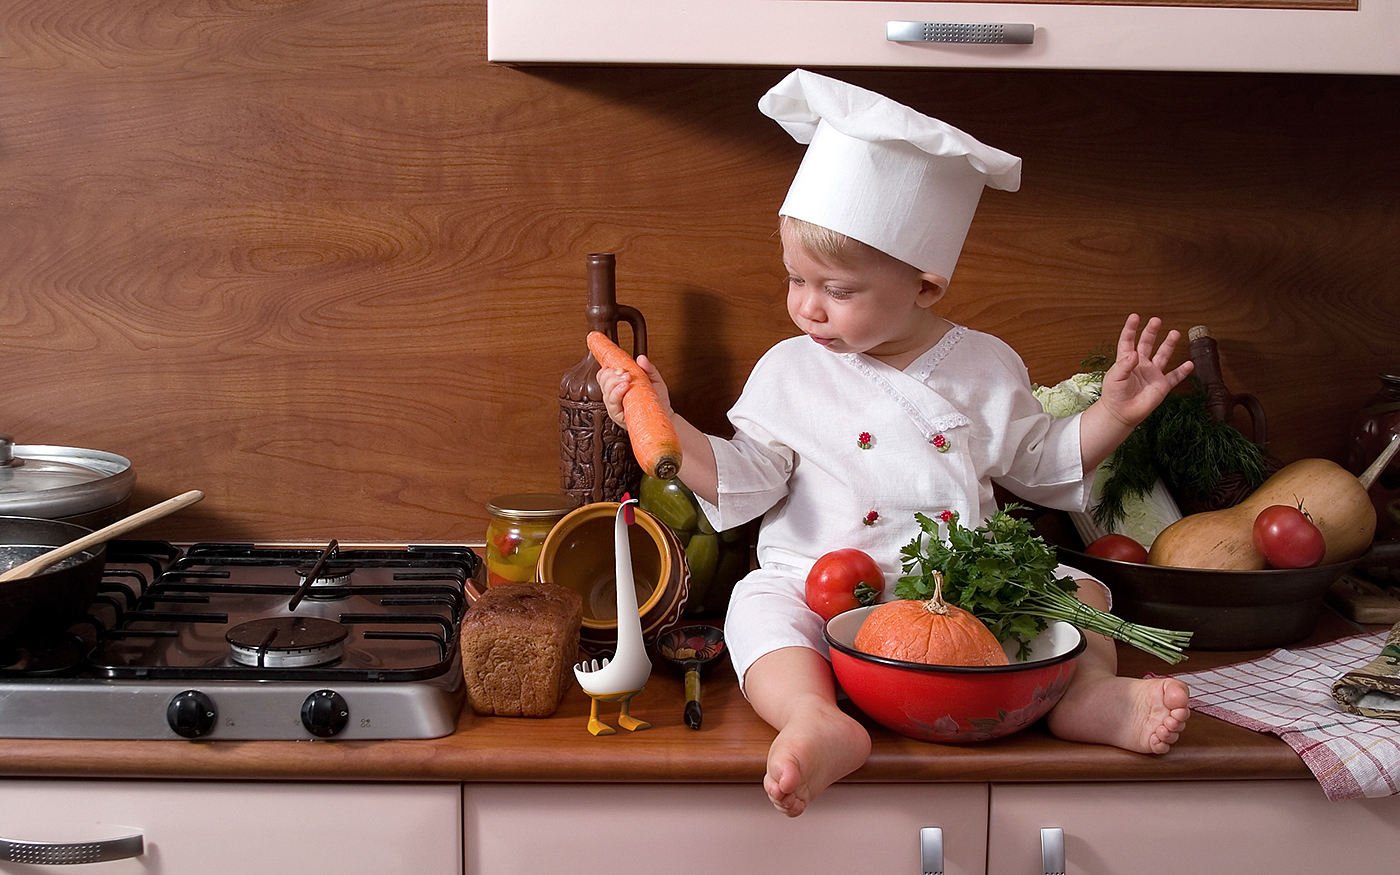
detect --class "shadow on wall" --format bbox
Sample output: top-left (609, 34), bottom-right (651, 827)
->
top-left (670, 287), bottom-right (740, 439)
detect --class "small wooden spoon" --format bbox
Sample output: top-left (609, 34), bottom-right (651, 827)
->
top-left (0, 490), bottom-right (205, 582)
top-left (1359, 434), bottom-right (1400, 490)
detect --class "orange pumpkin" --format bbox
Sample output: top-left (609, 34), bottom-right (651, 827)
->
top-left (853, 572), bottom-right (1008, 667)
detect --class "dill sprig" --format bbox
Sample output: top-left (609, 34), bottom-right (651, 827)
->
top-left (1093, 381), bottom-right (1267, 531)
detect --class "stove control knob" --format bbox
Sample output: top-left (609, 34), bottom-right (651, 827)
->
top-left (301, 689), bottom-right (350, 738)
top-left (167, 690), bottom-right (217, 739)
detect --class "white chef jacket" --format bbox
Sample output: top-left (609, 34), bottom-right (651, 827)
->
top-left (696, 325), bottom-right (1097, 691)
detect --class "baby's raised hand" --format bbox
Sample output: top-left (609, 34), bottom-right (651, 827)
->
top-left (1098, 314), bottom-right (1194, 428)
top-left (596, 355), bottom-right (673, 431)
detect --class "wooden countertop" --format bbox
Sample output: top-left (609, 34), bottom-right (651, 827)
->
top-left (1, 613), bottom-right (1367, 787)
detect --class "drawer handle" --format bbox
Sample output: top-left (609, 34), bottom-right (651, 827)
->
top-left (0, 834), bottom-right (144, 865)
top-left (919, 826), bottom-right (943, 875)
top-left (1041, 827), bottom-right (1065, 875)
top-left (887, 21), bottom-right (1035, 45)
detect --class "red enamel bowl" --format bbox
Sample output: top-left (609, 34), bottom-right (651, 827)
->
top-left (825, 606), bottom-right (1086, 743)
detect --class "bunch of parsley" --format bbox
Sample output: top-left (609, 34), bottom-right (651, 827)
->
top-left (896, 506), bottom-right (1191, 664)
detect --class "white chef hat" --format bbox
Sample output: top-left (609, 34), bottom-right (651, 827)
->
top-left (759, 69), bottom-right (1021, 279)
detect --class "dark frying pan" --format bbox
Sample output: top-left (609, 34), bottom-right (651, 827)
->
top-left (1054, 540), bottom-right (1400, 651)
top-left (0, 516), bottom-right (106, 644)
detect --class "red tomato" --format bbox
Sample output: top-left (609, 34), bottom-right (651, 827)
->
top-left (1084, 533), bottom-right (1150, 563)
top-left (805, 549), bottom-right (885, 622)
top-left (1252, 505), bottom-right (1326, 568)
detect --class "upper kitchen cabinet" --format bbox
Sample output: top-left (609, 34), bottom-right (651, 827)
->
top-left (487, 1), bottom-right (1398, 74)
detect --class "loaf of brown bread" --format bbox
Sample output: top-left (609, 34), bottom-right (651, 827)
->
top-left (460, 581), bottom-right (583, 717)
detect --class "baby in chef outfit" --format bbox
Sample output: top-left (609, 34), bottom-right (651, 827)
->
top-left (598, 69), bottom-right (1193, 818)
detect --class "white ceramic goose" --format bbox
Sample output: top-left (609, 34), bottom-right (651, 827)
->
top-left (573, 497), bottom-right (653, 736)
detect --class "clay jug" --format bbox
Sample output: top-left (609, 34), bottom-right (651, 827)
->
top-left (1188, 325), bottom-right (1268, 444)
top-left (559, 253), bottom-right (646, 504)
top-left (1348, 371), bottom-right (1400, 541)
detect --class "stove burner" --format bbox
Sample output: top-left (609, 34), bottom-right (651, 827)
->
top-left (287, 540), bottom-right (339, 611)
top-left (293, 563), bottom-right (354, 601)
top-left (226, 616), bottom-right (349, 668)
top-left (295, 564), bottom-right (354, 587)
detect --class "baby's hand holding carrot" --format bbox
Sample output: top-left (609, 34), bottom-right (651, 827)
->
top-left (587, 331), bottom-right (684, 481)
top-left (598, 356), bottom-right (667, 422)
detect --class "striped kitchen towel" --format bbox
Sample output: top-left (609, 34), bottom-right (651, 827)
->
top-left (1162, 628), bottom-right (1400, 801)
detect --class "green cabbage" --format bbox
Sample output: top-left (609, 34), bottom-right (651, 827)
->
top-left (1032, 372), bottom-right (1102, 418)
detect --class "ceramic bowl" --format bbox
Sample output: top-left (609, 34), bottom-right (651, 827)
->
top-left (825, 606), bottom-right (1085, 743)
top-left (537, 501), bottom-right (689, 654)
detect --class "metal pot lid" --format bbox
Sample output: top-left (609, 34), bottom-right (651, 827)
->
top-left (0, 435), bottom-right (136, 519)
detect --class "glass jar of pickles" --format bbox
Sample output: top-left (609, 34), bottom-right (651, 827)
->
top-left (484, 493), bottom-right (580, 587)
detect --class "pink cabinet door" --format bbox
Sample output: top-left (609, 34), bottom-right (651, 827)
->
top-left (465, 782), bottom-right (988, 875)
top-left (486, 0), bottom-right (1400, 74)
top-left (989, 780), bottom-right (1400, 875)
top-left (0, 780), bottom-right (461, 875)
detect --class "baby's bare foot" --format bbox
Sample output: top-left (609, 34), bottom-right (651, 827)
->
top-left (764, 708), bottom-right (871, 817)
top-left (1046, 674), bottom-right (1190, 754)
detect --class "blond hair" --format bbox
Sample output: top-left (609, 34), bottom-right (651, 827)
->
top-left (779, 216), bottom-right (917, 274)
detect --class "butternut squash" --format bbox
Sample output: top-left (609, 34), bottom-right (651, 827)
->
top-left (1147, 458), bottom-right (1376, 570)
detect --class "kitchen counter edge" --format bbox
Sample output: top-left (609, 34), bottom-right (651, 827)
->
top-left (0, 635), bottom-right (1324, 786)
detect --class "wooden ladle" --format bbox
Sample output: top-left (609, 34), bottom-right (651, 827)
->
top-left (655, 624), bottom-right (727, 730)
top-left (0, 490), bottom-right (205, 583)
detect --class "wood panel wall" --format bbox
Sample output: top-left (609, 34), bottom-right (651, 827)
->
top-left (2, 1), bottom-right (1396, 543)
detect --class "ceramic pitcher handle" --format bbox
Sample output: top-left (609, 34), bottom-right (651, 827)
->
top-left (615, 304), bottom-right (647, 360)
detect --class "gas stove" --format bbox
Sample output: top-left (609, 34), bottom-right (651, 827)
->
top-left (0, 540), bottom-right (480, 740)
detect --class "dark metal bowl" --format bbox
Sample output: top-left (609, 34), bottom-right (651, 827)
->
top-left (1048, 529), bottom-right (1400, 651)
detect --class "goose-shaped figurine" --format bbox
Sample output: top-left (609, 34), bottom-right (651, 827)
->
top-left (573, 496), bottom-right (653, 736)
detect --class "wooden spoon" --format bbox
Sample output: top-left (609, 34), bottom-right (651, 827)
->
top-left (0, 490), bottom-right (205, 582)
top-left (1359, 433), bottom-right (1400, 490)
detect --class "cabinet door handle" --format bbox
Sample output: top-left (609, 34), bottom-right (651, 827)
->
top-left (0, 834), bottom-right (144, 865)
top-left (919, 826), bottom-right (943, 875)
top-left (887, 21), bottom-right (1035, 45)
top-left (1041, 827), bottom-right (1065, 875)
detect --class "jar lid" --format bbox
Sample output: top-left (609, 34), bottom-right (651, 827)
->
top-left (0, 436), bottom-right (136, 519)
top-left (486, 493), bottom-right (580, 520)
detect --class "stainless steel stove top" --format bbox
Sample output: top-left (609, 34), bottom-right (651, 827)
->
top-left (0, 541), bottom-right (481, 741)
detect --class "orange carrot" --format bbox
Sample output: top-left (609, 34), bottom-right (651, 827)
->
top-left (587, 330), bottom-right (683, 480)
